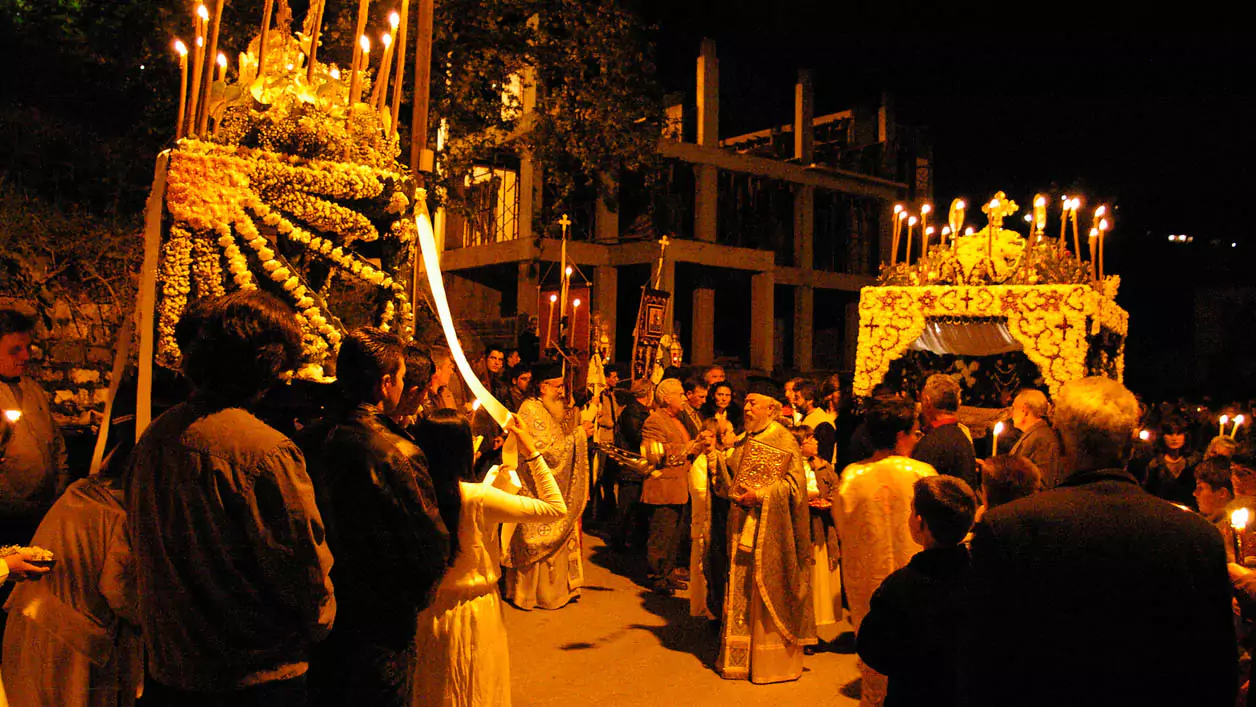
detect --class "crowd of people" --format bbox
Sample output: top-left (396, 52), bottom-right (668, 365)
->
top-left (1, 295), bottom-right (1255, 706)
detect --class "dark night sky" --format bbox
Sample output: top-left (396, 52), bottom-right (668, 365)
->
top-left (638, 0), bottom-right (1256, 394)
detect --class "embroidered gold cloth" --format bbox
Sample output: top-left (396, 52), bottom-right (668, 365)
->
top-left (712, 421), bottom-right (816, 682)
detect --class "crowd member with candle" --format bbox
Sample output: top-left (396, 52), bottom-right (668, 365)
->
top-left (303, 327), bottom-right (450, 707)
top-left (0, 308), bottom-right (68, 551)
top-left (410, 411), bottom-right (566, 706)
top-left (126, 291), bottom-right (335, 706)
top-left (1143, 415), bottom-right (1201, 508)
top-left (793, 425), bottom-right (842, 644)
top-left (963, 377), bottom-right (1236, 707)
top-left (912, 374), bottom-right (977, 491)
top-left (836, 397), bottom-right (936, 706)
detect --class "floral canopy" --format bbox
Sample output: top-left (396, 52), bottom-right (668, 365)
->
top-left (855, 192), bottom-right (1128, 399)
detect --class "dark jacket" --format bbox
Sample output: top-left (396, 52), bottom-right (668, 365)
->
top-left (616, 398), bottom-right (650, 459)
top-left (302, 403), bottom-right (449, 650)
top-left (1143, 452), bottom-right (1201, 509)
top-left (962, 468), bottom-right (1236, 707)
top-left (1008, 419), bottom-right (1063, 488)
top-left (640, 409), bottom-right (693, 505)
top-left (912, 421), bottom-right (977, 491)
top-left (857, 545), bottom-right (971, 707)
top-left (125, 401), bottom-right (336, 690)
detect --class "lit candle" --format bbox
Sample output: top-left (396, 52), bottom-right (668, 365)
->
top-left (923, 226), bottom-right (934, 256)
top-left (1070, 198), bottom-right (1082, 262)
top-left (1221, 414), bottom-right (1231, 436)
top-left (188, 4), bottom-right (209, 137)
top-left (906, 216), bottom-right (917, 263)
top-left (1138, 429), bottom-right (1150, 442)
top-left (965, 227), bottom-right (975, 236)
top-left (173, 40), bottom-right (189, 140)
top-left (350, 34), bottom-right (371, 105)
top-left (948, 199), bottom-right (966, 247)
top-left (570, 298), bottom-right (582, 347)
top-left (216, 52), bottom-right (227, 82)
top-left (197, 0), bottom-right (226, 135)
top-left (390, 0), bottom-right (410, 136)
top-left (920, 203), bottom-right (932, 236)
top-left (258, 0), bottom-right (275, 79)
top-left (987, 196), bottom-right (1000, 258)
top-left (1233, 415), bottom-right (1246, 439)
top-left (3, 410), bottom-right (20, 423)
top-left (546, 293), bottom-right (558, 349)
top-left (349, 0), bottom-right (370, 101)
top-left (1058, 194), bottom-right (1070, 253)
top-left (1098, 217), bottom-right (1110, 281)
top-left (891, 204), bottom-right (903, 265)
top-left (1232, 507), bottom-right (1249, 564)
top-left (373, 13), bottom-right (401, 112)
top-left (1088, 228), bottom-right (1099, 281)
top-left (992, 420), bottom-right (1005, 456)
top-left (941, 226), bottom-right (951, 248)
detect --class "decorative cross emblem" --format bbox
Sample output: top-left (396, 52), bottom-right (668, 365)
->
top-left (981, 191), bottom-right (1019, 230)
top-left (659, 234), bottom-right (670, 251)
top-left (558, 214), bottom-right (571, 237)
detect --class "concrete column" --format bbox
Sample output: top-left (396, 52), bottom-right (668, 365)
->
top-left (518, 153), bottom-right (535, 242)
top-left (750, 272), bottom-right (775, 372)
top-left (694, 39), bottom-right (719, 244)
top-left (794, 69), bottom-right (814, 163)
top-left (692, 287), bottom-right (715, 366)
top-left (794, 286), bottom-right (813, 372)
top-left (516, 261), bottom-right (538, 318)
top-left (593, 266), bottom-right (618, 360)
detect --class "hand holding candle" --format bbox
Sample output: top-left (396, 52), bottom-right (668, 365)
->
top-left (992, 420), bottom-right (1004, 456)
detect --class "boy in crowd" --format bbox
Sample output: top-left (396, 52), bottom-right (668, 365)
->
top-left (856, 475), bottom-right (978, 707)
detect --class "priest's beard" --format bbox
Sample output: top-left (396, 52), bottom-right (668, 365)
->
top-left (541, 395), bottom-right (568, 425)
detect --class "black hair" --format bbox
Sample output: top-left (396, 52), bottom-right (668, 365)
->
top-left (403, 343), bottom-right (435, 395)
top-left (0, 308), bottom-right (35, 339)
top-left (336, 327), bottom-right (404, 404)
top-left (181, 291), bottom-right (301, 405)
top-left (913, 475), bottom-right (977, 546)
top-left (414, 408), bottom-right (476, 566)
top-left (1195, 457), bottom-right (1234, 495)
top-left (683, 378), bottom-right (708, 394)
top-left (796, 379), bottom-right (819, 405)
top-left (866, 397), bottom-right (918, 450)
top-left (508, 362), bottom-right (532, 383)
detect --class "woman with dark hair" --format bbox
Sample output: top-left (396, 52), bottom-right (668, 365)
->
top-left (410, 410), bottom-right (566, 706)
top-left (700, 381), bottom-right (744, 435)
top-left (1144, 416), bottom-right (1201, 508)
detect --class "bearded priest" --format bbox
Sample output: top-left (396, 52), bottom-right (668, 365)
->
top-left (501, 361), bottom-right (590, 610)
top-left (711, 391), bottom-right (816, 683)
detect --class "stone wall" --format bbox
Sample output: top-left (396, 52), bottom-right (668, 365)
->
top-left (0, 296), bottom-right (118, 427)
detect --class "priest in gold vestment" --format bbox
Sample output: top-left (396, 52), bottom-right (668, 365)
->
top-left (502, 363), bottom-right (589, 610)
top-left (711, 392), bottom-right (816, 683)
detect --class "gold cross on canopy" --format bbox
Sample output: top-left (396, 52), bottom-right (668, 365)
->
top-left (982, 191), bottom-right (1019, 230)
top-left (558, 213), bottom-right (571, 237)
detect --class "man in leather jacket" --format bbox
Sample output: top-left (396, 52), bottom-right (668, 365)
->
top-left (303, 328), bottom-right (450, 707)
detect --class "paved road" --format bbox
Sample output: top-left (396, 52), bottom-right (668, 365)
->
top-left (505, 532), bottom-right (861, 706)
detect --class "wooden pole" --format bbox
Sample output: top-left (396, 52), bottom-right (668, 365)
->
top-left (409, 0), bottom-right (435, 173)
top-left (306, 0), bottom-right (326, 83)
top-left (257, 0), bottom-right (275, 80)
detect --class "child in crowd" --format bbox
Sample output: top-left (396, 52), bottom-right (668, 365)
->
top-left (976, 454), bottom-right (1042, 523)
top-left (856, 475), bottom-right (977, 707)
top-left (794, 425), bottom-right (842, 642)
top-left (688, 419), bottom-right (723, 618)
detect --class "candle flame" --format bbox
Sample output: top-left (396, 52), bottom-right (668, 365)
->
top-left (472, 399), bottom-right (482, 411)
top-left (1223, 414), bottom-right (1231, 425)
top-left (1237, 415), bottom-right (1246, 425)
top-left (2, 409), bottom-right (20, 423)
top-left (921, 203), bottom-right (932, 214)
top-left (196, 4), bottom-right (209, 20)
top-left (196, 36), bottom-right (204, 48)
top-left (994, 421), bottom-right (1005, 436)
top-left (217, 52), bottom-right (227, 68)
top-left (390, 11), bottom-right (402, 29)
top-left (908, 216), bottom-right (918, 226)
top-left (1024, 214), bottom-right (1033, 222)
top-left (898, 211), bottom-right (908, 221)
top-left (893, 204), bottom-right (904, 214)
top-left (573, 298), bottom-right (582, 308)
top-left (1232, 507), bottom-right (1250, 531)
top-left (965, 227), bottom-right (975, 235)
top-left (330, 67), bottom-right (341, 80)
top-left (1035, 196), bottom-right (1046, 207)
top-left (549, 294), bottom-right (558, 303)
top-left (1095, 205), bottom-right (1107, 218)
top-left (956, 200), bottom-right (966, 210)
top-left (1089, 228), bottom-right (1099, 238)
top-left (360, 34), bottom-right (371, 53)
top-left (942, 226), bottom-right (951, 236)
top-left (1139, 429), bottom-right (1150, 441)
top-left (382, 33), bottom-right (393, 48)
top-left (925, 226), bottom-right (935, 235)
top-left (1100, 218), bottom-right (1110, 231)
top-left (174, 39), bottom-right (188, 55)
top-left (565, 266), bottom-right (573, 276)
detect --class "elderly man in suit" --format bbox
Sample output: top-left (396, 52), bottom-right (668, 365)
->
top-left (641, 378), bottom-right (708, 594)
top-left (1007, 389), bottom-right (1063, 488)
top-left (964, 377), bottom-right (1236, 707)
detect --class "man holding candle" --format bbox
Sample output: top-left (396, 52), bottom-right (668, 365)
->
top-left (963, 377), bottom-right (1236, 707)
top-left (0, 309), bottom-right (68, 550)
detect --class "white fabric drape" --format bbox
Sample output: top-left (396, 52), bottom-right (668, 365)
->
top-left (909, 320), bottom-right (1022, 357)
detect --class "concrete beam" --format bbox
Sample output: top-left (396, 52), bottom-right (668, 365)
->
top-left (657, 140), bottom-right (904, 200)
top-left (794, 285), bottom-right (813, 371)
top-left (441, 238), bottom-right (538, 271)
top-left (772, 266), bottom-right (872, 291)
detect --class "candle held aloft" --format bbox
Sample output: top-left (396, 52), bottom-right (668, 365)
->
top-left (1232, 507), bottom-right (1250, 564)
top-left (216, 52), bottom-right (227, 82)
top-left (992, 421), bottom-right (1005, 456)
top-left (1233, 415), bottom-right (1246, 439)
top-left (3, 409), bottom-right (20, 423)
